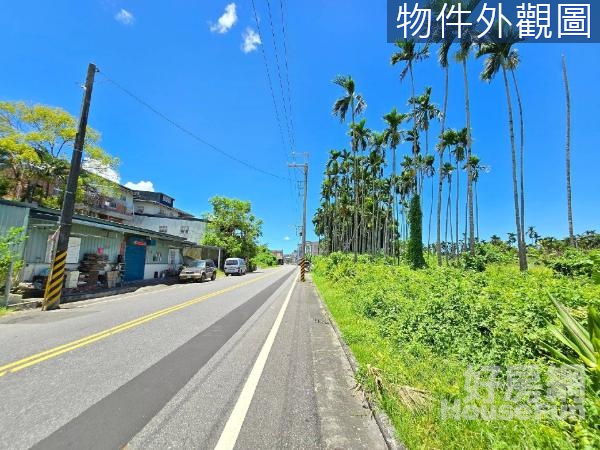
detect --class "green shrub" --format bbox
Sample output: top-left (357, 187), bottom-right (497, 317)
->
top-left (0, 227), bottom-right (27, 290)
top-left (406, 194), bottom-right (426, 269)
top-left (250, 245), bottom-right (278, 268)
top-left (541, 248), bottom-right (597, 278)
top-left (312, 255), bottom-right (600, 449)
top-left (463, 242), bottom-right (515, 271)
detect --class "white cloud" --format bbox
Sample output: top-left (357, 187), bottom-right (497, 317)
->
top-left (115, 8), bottom-right (134, 25)
top-left (210, 3), bottom-right (237, 34)
top-left (241, 27), bottom-right (261, 53)
top-left (82, 159), bottom-right (120, 184)
top-left (283, 236), bottom-right (291, 241)
top-left (124, 180), bottom-right (155, 191)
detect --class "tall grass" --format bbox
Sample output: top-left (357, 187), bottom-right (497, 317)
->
top-left (312, 253), bottom-right (600, 449)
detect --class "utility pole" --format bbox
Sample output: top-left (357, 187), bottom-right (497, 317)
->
top-left (43, 63), bottom-right (97, 311)
top-left (289, 154), bottom-right (308, 282)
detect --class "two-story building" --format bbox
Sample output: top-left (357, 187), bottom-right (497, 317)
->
top-left (75, 182), bottom-right (135, 224)
top-left (131, 190), bottom-right (208, 244)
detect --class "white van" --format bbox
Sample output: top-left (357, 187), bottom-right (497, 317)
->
top-left (224, 258), bottom-right (247, 276)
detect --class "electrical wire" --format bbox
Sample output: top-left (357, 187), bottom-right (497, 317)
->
top-left (276, 0), bottom-right (301, 203)
top-left (265, 0), bottom-right (294, 152)
top-left (278, 0), bottom-right (296, 150)
top-left (249, 0), bottom-right (290, 155)
top-left (249, 0), bottom-right (299, 206)
top-left (97, 70), bottom-right (290, 182)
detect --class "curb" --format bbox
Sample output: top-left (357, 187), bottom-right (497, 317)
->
top-left (307, 274), bottom-right (405, 450)
top-left (11, 281), bottom-right (180, 309)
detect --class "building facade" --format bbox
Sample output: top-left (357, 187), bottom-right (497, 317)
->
top-left (132, 190), bottom-right (207, 244)
top-left (0, 199), bottom-right (194, 284)
top-left (299, 241), bottom-right (321, 257)
top-left (75, 182), bottom-right (135, 224)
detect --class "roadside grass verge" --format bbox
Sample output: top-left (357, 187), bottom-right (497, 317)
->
top-left (0, 306), bottom-right (9, 317)
top-left (312, 255), bottom-right (600, 449)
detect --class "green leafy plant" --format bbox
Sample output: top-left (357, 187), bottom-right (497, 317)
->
top-left (591, 251), bottom-right (600, 285)
top-left (250, 245), bottom-right (278, 268)
top-left (544, 296), bottom-right (599, 389)
top-left (0, 227), bottom-right (27, 290)
top-left (406, 194), bottom-right (426, 269)
top-left (312, 254), bottom-right (600, 448)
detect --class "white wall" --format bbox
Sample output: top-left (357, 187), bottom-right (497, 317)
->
top-left (132, 216), bottom-right (207, 243)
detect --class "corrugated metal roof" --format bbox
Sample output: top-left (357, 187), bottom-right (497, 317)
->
top-left (0, 199), bottom-right (192, 244)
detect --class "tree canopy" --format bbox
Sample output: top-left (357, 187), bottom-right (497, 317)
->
top-left (201, 196), bottom-right (263, 265)
top-left (0, 101), bottom-right (118, 206)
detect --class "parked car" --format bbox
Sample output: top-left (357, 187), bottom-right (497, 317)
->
top-left (179, 259), bottom-right (216, 283)
top-left (224, 258), bottom-right (247, 276)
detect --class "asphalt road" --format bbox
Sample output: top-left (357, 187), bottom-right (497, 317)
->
top-left (0, 266), bottom-right (387, 450)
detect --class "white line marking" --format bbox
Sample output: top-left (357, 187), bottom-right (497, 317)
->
top-left (214, 271), bottom-right (298, 450)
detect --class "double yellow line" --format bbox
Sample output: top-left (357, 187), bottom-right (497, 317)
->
top-left (0, 271), bottom-right (277, 378)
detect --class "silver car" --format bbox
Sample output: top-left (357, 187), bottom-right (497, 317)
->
top-left (224, 258), bottom-right (247, 276)
top-left (179, 260), bottom-right (216, 282)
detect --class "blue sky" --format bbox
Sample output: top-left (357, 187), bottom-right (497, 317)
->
top-left (1, 1), bottom-right (598, 253)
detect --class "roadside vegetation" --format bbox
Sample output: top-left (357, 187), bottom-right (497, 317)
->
top-left (312, 241), bottom-right (600, 449)
top-left (0, 226), bottom-right (27, 294)
top-left (251, 245), bottom-right (279, 269)
top-left (201, 196), bottom-right (269, 271)
top-left (0, 101), bottom-right (119, 206)
top-left (311, 22), bottom-right (598, 449)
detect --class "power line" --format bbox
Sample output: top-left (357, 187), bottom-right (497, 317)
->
top-left (249, 0), bottom-right (299, 206)
top-left (265, 0), bottom-right (295, 152)
top-left (249, 0), bottom-right (289, 155)
top-left (278, 0), bottom-right (296, 150)
top-left (97, 70), bottom-right (290, 182)
top-left (276, 0), bottom-right (301, 198)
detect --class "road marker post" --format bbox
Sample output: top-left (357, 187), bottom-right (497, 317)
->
top-left (300, 258), bottom-right (306, 282)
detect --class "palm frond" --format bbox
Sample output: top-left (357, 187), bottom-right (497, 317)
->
top-left (332, 96), bottom-right (351, 122)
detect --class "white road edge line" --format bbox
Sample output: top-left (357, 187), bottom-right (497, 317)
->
top-left (214, 270), bottom-right (298, 450)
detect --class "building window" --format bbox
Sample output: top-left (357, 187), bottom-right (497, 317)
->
top-left (180, 225), bottom-right (189, 235)
top-left (159, 225), bottom-right (168, 233)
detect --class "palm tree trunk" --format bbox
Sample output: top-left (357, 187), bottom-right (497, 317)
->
top-left (436, 152), bottom-right (444, 265)
top-left (351, 106), bottom-right (359, 261)
top-left (464, 197), bottom-right (468, 249)
top-left (391, 146), bottom-right (397, 259)
top-left (562, 55), bottom-right (575, 247)
top-left (446, 177), bottom-right (453, 265)
top-left (409, 64), bottom-right (418, 187)
top-left (463, 59), bottom-right (475, 256)
top-left (475, 181), bottom-right (480, 240)
top-left (511, 69), bottom-right (526, 253)
top-left (428, 172), bottom-right (434, 251)
top-left (437, 65), bottom-right (448, 266)
top-left (371, 180), bottom-right (377, 255)
top-left (455, 158), bottom-right (460, 258)
top-left (426, 129), bottom-right (433, 250)
top-left (502, 66), bottom-right (527, 271)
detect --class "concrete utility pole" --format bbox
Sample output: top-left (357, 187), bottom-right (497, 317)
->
top-left (43, 63), bottom-right (97, 311)
top-left (289, 155), bottom-right (308, 282)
